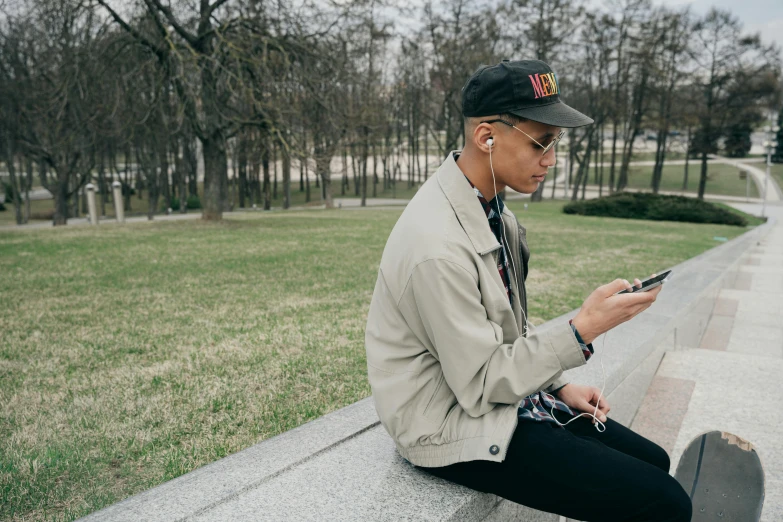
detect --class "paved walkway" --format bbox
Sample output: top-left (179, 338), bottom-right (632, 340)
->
top-left (630, 202), bottom-right (783, 521)
top-left (716, 156), bottom-right (782, 202)
top-left (536, 154), bottom-right (780, 204)
top-left (0, 198), bottom-right (406, 231)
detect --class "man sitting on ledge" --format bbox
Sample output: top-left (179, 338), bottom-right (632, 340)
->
top-left (364, 59), bottom-right (691, 522)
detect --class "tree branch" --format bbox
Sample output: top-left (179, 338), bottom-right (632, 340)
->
top-left (92, 0), bottom-right (166, 59)
top-left (144, 0), bottom-right (198, 48)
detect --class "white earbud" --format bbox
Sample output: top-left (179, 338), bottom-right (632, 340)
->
top-left (487, 137), bottom-right (494, 148)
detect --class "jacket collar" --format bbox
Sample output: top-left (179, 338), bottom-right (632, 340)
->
top-left (437, 151), bottom-right (503, 255)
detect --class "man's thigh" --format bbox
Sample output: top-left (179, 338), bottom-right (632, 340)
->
top-left (417, 420), bottom-right (691, 522)
top-left (553, 409), bottom-right (671, 473)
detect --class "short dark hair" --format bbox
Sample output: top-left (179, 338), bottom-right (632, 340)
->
top-left (463, 113), bottom-right (529, 133)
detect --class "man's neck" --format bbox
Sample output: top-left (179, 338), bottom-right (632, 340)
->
top-left (455, 148), bottom-right (505, 201)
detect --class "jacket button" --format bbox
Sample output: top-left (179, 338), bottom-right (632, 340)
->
top-left (489, 445), bottom-right (500, 455)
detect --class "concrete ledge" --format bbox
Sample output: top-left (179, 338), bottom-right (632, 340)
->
top-left (80, 219), bottom-right (775, 522)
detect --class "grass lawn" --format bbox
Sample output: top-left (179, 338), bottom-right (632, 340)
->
top-left (0, 200), bottom-right (763, 521)
top-left (585, 162), bottom-right (760, 198)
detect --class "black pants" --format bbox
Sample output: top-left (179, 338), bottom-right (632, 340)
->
top-left (415, 410), bottom-right (692, 522)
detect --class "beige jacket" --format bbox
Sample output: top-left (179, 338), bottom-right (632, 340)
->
top-left (364, 152), bottom-right (589, 467)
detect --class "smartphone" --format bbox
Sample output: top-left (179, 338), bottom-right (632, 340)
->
top-left (615, 270), bottom-right (672, 295)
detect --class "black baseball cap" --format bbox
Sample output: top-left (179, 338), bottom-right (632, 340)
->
top-left (461, 59), bottom-right (593, 128)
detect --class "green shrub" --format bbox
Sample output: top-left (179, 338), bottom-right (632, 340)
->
top-left (563, 192), bottom-right (747, 227)
top-left (3, 181), bottom-right (14, 203)
top-left (163, 195), bottom-right (201, 212)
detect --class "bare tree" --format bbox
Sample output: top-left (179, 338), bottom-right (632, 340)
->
top-left (689, 8), bottom-right (780, 199)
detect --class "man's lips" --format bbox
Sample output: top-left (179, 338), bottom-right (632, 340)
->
top-left (532, 173), bottom-right (546, 181)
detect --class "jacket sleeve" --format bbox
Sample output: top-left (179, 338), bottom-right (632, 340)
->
top-left (401, 257), bottom-right (587, 418)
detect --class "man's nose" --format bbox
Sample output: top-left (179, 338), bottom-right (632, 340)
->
top-left (540, 148), bottom-right (557, 167)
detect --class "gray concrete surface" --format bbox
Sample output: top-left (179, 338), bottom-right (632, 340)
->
top-left (631, 202), bottom-right (783, 522)
top-left (77, 209), bottom-right (775, 522)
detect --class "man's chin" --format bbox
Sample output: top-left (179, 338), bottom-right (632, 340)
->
top-left (508, 183), bottom-right (539, 195)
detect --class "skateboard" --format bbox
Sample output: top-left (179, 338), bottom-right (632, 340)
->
top-left (674, 431), bottom-right (765, 521)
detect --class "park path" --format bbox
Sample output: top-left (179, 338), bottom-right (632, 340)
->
top-left (715, 155), bottom-right (781, 202)
top-left (537, 154), bottom-right (780, 203)
top-left (0, 198), bottom-right (405, 232)
top-left (630, 202), bottom-right (783, 521)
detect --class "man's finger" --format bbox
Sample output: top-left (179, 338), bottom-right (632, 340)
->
top-left (588, 391), bottom-right (610, 415)
top-left (605, 278), bottom-right (634, 296)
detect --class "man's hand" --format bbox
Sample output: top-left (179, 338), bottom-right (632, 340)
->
top-left (571, 276), bottom-right (663, 344)
top-left (555, 383), bottom-right (610, 424)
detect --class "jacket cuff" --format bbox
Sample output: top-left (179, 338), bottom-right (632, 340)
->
top-left (569, 319), bottom-right (594, 361)
top-left (548, 321), bottom-right (588, 371)
top-left (545, 374), bottom-right (570, 394)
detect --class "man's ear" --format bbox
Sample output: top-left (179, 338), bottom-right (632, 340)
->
top-left (473, 122), bottom-right (494, 153)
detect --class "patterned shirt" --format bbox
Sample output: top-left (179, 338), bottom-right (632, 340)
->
top-left (461, 170), bottom-right (594, 427)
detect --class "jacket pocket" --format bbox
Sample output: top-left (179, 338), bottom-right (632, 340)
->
top-left (422, 372), bottom-right (446, 417)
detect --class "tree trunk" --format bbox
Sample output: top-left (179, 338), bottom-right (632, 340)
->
top-left (351, 142), bottom-right (360, 196)
top-left (273, 142), bottom-right (278, 200)
top-left (121, 150), bottom-right (132, 212)
top-left (317, 155), bottom-right (333, 209)
top-left (183, 137), bottom-right (198, 197)
top-left (682, 126), bottom-right (691, 190)
top-left (609, 121), bottom-right (619, 194)
top-left (97, 154), bottom-right (107, 216)
top-left (361, 125), bottom-right (369, 207)
top-left (341, 146), bottom-right (348, 196)
top-left (159, 143), bottom-right (170, 209)
top-left (158, 139), bottom-right (169, 212)
top-left (598, 125), bottom-right (605, 198)
top-left (136, 155), bottom-right (143, 200)
top-left (262, 144), bottom-right (271, 210)
top-left (201, 136), bottom-right (228, 220)
top-left (372, 141), bottom-right (378, 198)
top-left (299, 157), bottom-right (304, 192)
top-left (24, 158), bottom-right (33, 223)
top-left (238, 136), bottom-right (247, 208)
top-left (304, 156), bottom-right (311, 203)
top-left (697, 151), bottom-right (708, 200)
top-left (53, 167), bottom-right (69, 226)
top-left (4, 151), bottom-right (23, 225)
top-left (177, 139), bottom-right (188, 214)
top-left (282, 138), bottom-right (291, 209)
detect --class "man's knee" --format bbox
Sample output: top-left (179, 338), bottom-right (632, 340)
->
top-left (649, 444), bottom-right (671, 473)
top-left (658, 475), bottom-right (692, 521)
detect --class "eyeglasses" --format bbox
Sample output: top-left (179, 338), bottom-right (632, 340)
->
top-left (480, 119), bottom-right (565, 156)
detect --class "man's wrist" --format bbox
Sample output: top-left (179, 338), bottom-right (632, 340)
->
top-left (551, 383), bottom-right (569, 397)
top-left (569, 319), bottom-right (594, 362)
top-left (571, 314), bottom-right (596, 345)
